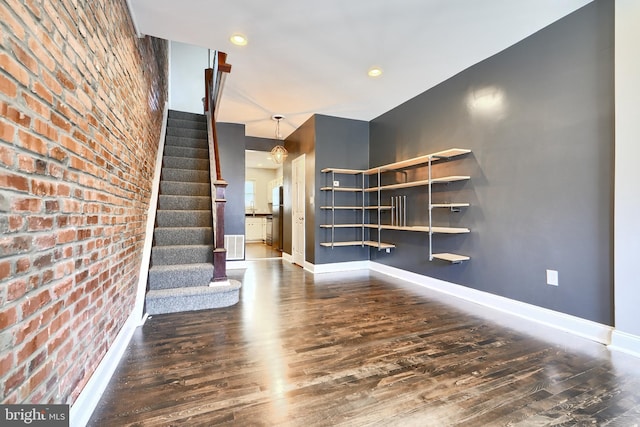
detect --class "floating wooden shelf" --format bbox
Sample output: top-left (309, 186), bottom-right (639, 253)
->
top-left (320, 241), bottom-right (395, 249)
top-left (432, 253), bottom-right (470, 264)
top-left (320, 186), bottom-right (362, 192)
top-left (364, 148), bottom-right (470, 174)
top-left (321, 224), bottom-right (470, 234)
top-left (366, 175), bottom-right (470, 192)
top-left (320, 167), bottom-right (364, 174)
top-left (320, 148), bottom-right (472, 261)
top-left (431, 203), bottom-right (470, 209)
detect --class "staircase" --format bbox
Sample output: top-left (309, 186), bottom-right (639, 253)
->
top-left (145, 110), bottom-right (240, 315)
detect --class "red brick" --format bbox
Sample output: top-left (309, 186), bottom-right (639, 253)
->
top-left (0, 3), bottom-right (26, 40)
top-left (28, 37), bottom-right (56, 72)
top-left (56, 183), bottom-right (70, 197)
top-left (28, 350), bottom-right (47, 374)
top-left (47, 325), bottom-right (70, 354)
top-left (0, 260), bottom-right (10, 280)
top-left (10, 40), bottom-right (38, 75)
top-left (3, 368), bottom-right (25, 397)
top-left (50, 112), bottom-right (71, 132)
top-left (27, 216), bottom-right (53, 231)
top-left (33, 118), bottom-right (58, 142)
top-left (32, 81), bottom-right (53, 105)
top-left (17, 153), bottom-right (35, 173)
top-left (0, 171), bottom-right (29, 192)
top-left (0, 305), bottom-right (17, 330)
top-left (26, 355), bottom-right (53, 393)
top-left (0, 73), bottom-right (17, 98)
top-left (49, 146), bottom-right (68, 162)
top-left (34, 234), bottom-right (55, 250)
top-left (0, 353), bottom-right (14, 376)
top-left (52, 277), bottom-right (73, 298)
top-left (7, 278), bottom-right (26, 301)
top-left (0, 144), bottom-right (14, 167)
top-left (47, 163), bottom-right (63, 180)
top-left (22, 92), bottom-right (50, 119)
top-left (45, 200), bottom-right (59, 213)
top-left (16, 257), bottom-right (30, 273)
top-left (0, 120), bottom-right (16, 143)
top-left (56, 229), bottom-right (76, 244)
top-left (9, 215), bottom-right (24, 231)
top-left (12, 197), bottom-right (41, 212)
top-left (33, 253), bottom-right (53, 268)
top-left (30, 178), bottom-right (56, 196)
top-left (21, 289), bottom-right (52, 318)
top-left (0, 52), bottom-right (30, 86)
top-left (0, 101), bottom-right (31, 127)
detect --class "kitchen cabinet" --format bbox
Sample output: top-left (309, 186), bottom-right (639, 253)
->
top-left (245, 217), bottom-right (266, 242)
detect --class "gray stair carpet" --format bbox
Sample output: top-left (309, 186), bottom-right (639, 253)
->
top-left (146, 110), bottom-right (240, 315)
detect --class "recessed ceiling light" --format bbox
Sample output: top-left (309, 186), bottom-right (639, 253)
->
top-left (368, 67), bottom-right (383, 78)
top-left (230, 33), bottom-right (248, 46)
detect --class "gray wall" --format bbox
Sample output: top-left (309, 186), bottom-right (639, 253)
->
top-left (282, 114), bottom-right (370, 264)
top-left (314, 115), bottom-right (370, 264)
top-left (246, 136), bottom-right (279, 152)
top-left (217, 122), bottom-right (246, 235)
top-left (282, 116), bottom-right (316, 257)
top-left (368, 1), bottom-right (614, 325)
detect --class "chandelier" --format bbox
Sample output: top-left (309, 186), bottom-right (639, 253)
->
top-left (270, 114), bottom-right (288, 164)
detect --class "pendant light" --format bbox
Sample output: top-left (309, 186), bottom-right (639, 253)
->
top-left (270, 114), bottom-right (288, 164)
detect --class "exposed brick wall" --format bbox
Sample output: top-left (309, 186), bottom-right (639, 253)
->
top-left (0, 0), bottom-right (168, 404)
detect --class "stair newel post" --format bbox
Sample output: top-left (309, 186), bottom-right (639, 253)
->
top-left (212, 179), bottom-right (228, 281)
top-left (204, 51), bottom-right (232, 283)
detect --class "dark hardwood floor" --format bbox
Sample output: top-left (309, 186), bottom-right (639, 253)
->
top-left (89, 260), bottom-right (640, 426)
top-left (245, 242), bottom-right (282, 260)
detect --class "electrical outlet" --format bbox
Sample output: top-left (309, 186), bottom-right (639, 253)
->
top-left (546, 269), bottom-right (559, 286)
top-left (333, 180), bottom-right (340, 187)
top-left (386, 248), bottom-right (390, 253)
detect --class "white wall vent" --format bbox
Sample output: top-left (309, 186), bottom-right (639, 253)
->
top-left (224, 235), bottom-right (245, 260)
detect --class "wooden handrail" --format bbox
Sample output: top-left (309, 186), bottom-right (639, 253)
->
top-left (204, 51), bottom-right (232, 282)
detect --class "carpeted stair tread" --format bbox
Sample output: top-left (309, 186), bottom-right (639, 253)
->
top-left (146, 109), bottom-right (239, 316)
top-left (146, 282), bottom-right (241, 315)
top-left (166, 127), bottom-right (207, 139)
top-left (161, 167), bottom-right (210, 183)
top-left (168, 110), bottom-right (206, 122)
top-left (160, 181), bottom-right (210, 196)
top-left (158, 195), bottom-right (211, 210)
top-left (167, 118), bottom-right (207, 131)
top-left (163, 146), bottom-right (209, 160)
top-left (156, 210), bottom-right (212, 227)
top-left (163, 156), bottom-right (209, 171)
top-left (154, 227), bottom-right (213, 246)
top-left (148, 263), bottom-right (214, 290)
top-left (151, 244), bottom-right (213, 266)
top-left (164, 135), bottom-right (208, 149)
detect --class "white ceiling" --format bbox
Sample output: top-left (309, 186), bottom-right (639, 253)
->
top-left (129, 0), bottom-right (591, 139)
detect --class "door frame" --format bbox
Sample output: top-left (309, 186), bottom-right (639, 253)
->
top-left (292, 154), bottom-right (306, 266)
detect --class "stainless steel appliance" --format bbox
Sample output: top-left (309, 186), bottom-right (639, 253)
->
top-left (272, 186), bottom-right (283, 251)
top-left (265, 216), bottom-right (273, 245)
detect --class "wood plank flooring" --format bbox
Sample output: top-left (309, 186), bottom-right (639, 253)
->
top-left (245, 242), bottom-right (282, 260)
top-left (88, 261), bottom-right (640, 426)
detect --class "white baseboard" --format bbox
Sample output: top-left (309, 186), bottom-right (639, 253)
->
top-left (70, 311), bottom-right (140, 427)
top-left (72, 103), bottom-right (169, 426)
top-left (369, 262), bottom-right (613, 345)
top-left (282, 252), bottom-right (293, 263)
top-left (306, 260), bottom-right (372, 274)
top-left (610, 330), bottom-right (640, 358)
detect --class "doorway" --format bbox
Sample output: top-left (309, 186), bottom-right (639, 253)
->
top-left (245, 150), bottom-right (283, 260)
